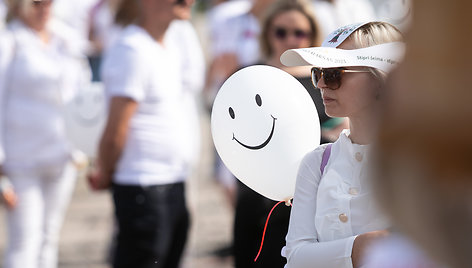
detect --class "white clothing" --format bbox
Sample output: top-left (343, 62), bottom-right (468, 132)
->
top-left (0, 20), bottom-right (83, 170)
top-left (102, 24), bottom-right (195, 186)
top-left (207, 0), bottom-right (251, 54)
top-left (5, 163), bottom-right (76, 268)
top-left (211, 12), bottom-right (260, 66)
top-left (53, 0), bottom-right (101, 54)
top-left (167, 20), bottom-right (205, 167)
top-left (0, 20), bottom-right (80, 268)
top-left (363, 233), bottom-right (442, 268)
top-left (283, 129), bottom-right (389, 268)
top-left (207, 0), bottom-right (251, 31)
top-left (375, 0), bottom-right (413, 31)
top-left (90, 2), bottom-right (122, 52)
top-left (312, 0), bottom-right (377, 38)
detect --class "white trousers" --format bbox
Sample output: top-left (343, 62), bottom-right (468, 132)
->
top-left (4, 162), bottom-right (77, 268)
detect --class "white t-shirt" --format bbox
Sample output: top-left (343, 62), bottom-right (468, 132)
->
top-left (167, 20), bottom-right (205, 168)
top-left (312, 0), bottom-right (377, 38)
top-left (90, 2), bottom-right (122, 52)
top-left (0, 20), bottom-right (84, 171)
top-left (211, 12), bottom-right (260, 66)
top-left (207, 0), bottom-right (251, 54)
top-left (283, 129), bottom-right (389, 268)
top-left (101, 24), bottom-right (194, 186)
top-left (53, 0), bottom-right (102, 54)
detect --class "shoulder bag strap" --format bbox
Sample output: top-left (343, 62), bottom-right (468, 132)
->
top-left (320, 144), bottom-right (333, 176)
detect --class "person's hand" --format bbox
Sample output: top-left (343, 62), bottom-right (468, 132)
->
top-left (0, 172), bottom-right (18, 210)
top-left (1, 186), bottom-right (17, 210)
top-left (211, 53), bottom-right (239, 81)
top-left (87, 164), bottom-right (112, 191)
top-left (352, 230), bottom-right (390, 268)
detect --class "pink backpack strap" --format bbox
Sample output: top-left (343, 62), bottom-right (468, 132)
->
top-left (320, 144), bottom-right (333, 175)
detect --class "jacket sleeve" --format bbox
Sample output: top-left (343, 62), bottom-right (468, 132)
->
top-left (282, 144), bottom-right (357, 268)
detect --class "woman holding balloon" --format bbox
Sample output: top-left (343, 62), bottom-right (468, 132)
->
top-left (280, 22), bottom-right (404, 268)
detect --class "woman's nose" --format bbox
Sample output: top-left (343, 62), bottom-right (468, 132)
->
top-left (316, 74), bottom-right (328, 89)
top-left (286, 36), bottom-right (302, 48)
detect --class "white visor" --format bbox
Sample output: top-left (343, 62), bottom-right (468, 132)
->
top-left (280, 42), bottom-right (405, 73)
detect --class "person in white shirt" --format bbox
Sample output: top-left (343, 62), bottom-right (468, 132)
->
top-left (0, 0), bottom-right (84, 267)
top-left (87, 0), bottom-right (200, 267)
top-left (279, 21), bottom-right (404, 268)
top-left (205, 0), bottom-right (275, 107)
top-left (52, 0), bottom-right (101, 53)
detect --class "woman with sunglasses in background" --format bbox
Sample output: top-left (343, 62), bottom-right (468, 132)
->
top-left (0, 0), bottom-right (86, 267)
top-left (260, 0), bottom-right (349, 144)
top-left (232, 1), bottom-right (323, 267)
top-left (279, 22), bottom-right (404, 268)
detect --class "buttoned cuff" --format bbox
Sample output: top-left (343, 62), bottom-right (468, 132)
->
top-left (345, 235), bottom-right (358, 268)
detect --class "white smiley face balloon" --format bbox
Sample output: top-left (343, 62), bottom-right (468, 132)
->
top-left (211, 65), bottom-right (320, 201)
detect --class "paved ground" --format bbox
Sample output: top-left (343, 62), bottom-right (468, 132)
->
top-left (0, 111), bottom-right (235, 268)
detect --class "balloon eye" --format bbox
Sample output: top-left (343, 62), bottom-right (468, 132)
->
top-left (229, 107), bottom-right (235, 119)
top-left (255, 94), bottom-right (262, 106)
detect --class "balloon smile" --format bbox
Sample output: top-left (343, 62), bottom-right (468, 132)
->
top-left (233, 115), bottom-right (277, 150)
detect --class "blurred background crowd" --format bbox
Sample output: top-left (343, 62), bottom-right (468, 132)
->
top-left (3, 0), bottom-right (470, 268)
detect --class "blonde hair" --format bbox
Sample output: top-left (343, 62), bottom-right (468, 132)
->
top-left (348, 22), bottom-right (403, 81)
top-left (260, 0), bottom-right (320, 59)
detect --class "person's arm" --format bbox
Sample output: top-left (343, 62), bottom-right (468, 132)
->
top-left (88, 43), bottom-right (143, 190)
top-left (283, 145), bottom-right (357, 268)
top-left (0, 175), bottom-right (17, 209)
top-left (0, 31), bottom-right (17, 209)
top-left (0, 31), bottom-right (15, 176)
top-left (89, 96), bottom-right (137, 190)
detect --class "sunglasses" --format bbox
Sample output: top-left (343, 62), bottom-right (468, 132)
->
top-left (273, 27), bottom-right (310, 40)
top-left (311, 67), bottom-right (370, 90)
top-left (32, 0), bottom-right (53, 6)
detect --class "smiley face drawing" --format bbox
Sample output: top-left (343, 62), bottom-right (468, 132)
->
top-left (64, 82), bottom-right (106, 157)
top-left (211, 65), bottom-right (320, 201)
top-left (231, 94), bottom-right (277, 150)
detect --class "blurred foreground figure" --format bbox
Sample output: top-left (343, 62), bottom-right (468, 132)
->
top-left (370, 1), bottom-right (472, 268)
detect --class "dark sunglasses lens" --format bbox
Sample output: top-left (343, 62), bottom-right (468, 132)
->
top-left (32, 0), bottom-right (52, 6)
top-left (312, 68), bottom-right (343, 89)
top-left (274, 28), bottom-right (287, 39)
top-left (324, 69), bottom-right (342, 89)
top-left (294, 30), bottom-right (308, 39)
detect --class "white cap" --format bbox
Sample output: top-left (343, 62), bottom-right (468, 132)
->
top-left (280, 22), bottom-right (405, 72)
top-left (322, 22), bottom-right (368, 48)
top-left (280, 42), bottom-right (405, 73)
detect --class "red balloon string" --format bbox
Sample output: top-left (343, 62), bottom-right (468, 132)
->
top-left (254, 200), bottom-right (287, 262)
